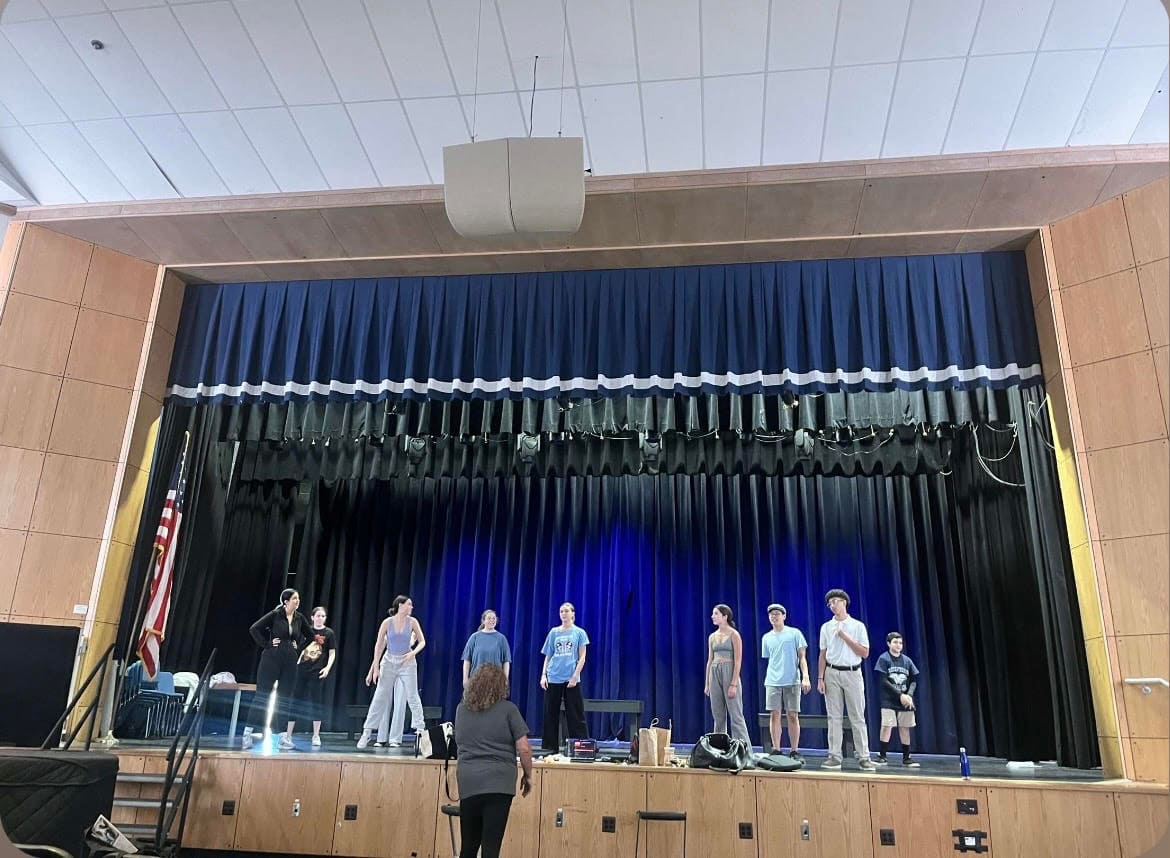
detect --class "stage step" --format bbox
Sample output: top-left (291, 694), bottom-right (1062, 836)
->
top-left (112, 821), bottom-right (177, 842)
top-left (116, 772), bottom-right (187, 785)
top-left (113, 797), bottom-right (175, 809)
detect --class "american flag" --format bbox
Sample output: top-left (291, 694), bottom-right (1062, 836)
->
top-left (136, 448), bottom-right (188, 680)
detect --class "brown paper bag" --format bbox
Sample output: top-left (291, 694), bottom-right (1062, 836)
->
top-left (638, 726), bottom-right (659, 766)
top-left (651, 718), bottom-right (672, 766)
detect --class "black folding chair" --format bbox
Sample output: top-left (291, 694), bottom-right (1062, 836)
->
top-left (634, 809), bottom-right (687, 857)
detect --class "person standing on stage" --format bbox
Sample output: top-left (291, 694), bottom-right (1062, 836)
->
top-left (454, 663), bottom-right (533, 858)
top-left (539, 602), bottom-right (589, 751)
top-left (705, 604), bottom-right (751, 745)
top-left (357, 595), bottom-right (428, 749)
top-left (241, 588), bottom-right (311, 750)
top-left (462, 609), bottom-right (512, 688)
top-left (285, 605), bottom-right (337, 748)
top-left (816, 589), bottom-right (877, 771)
top-left (874, 631), bottom-right (921, 767)
top-left (761, 603), bottom-right (811, 759)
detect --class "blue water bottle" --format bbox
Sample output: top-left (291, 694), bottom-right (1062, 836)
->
top-left (959, 746), bottom-right (971, 780)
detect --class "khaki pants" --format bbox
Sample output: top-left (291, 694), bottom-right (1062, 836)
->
top-left (824, 668), bottom-right (870, 761)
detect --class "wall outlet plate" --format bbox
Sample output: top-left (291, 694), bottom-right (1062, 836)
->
top-left (221, 800), bottom-right (235, 816)
top-left (344, 804), bottom-right (358, 821)
top-left (880, 829), bottom-right (896, 846)
top-left (601, 816), bottom-right (615, 833)
top-left (957, 799), bottom-right (979, 815)
top-left (738, 822), bottom-right (753, 840)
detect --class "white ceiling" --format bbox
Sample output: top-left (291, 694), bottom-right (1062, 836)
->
top-left (0, 0), bottom-right (1165, 207)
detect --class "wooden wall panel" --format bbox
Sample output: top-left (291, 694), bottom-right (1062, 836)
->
top-left (234, 759), bottom-right (341, 855)
top-left (1138, 258), bottom-right (1169, 349)
top-left (182, 757), bottom-right (247, 851)
top-left (1073, 352), bottom-right (1167, 451)
top-left (537, 767), bottom-right (644, 858)
top-left (1114, 792), bottom-right (1170, 858)
top-left (1102, 535), bottom-right (1169, 636)
top-left (0, 366), bottom-right (61, 450)
top-left (10, 225), bottom-right (92, 305)
top-left (987, 786), bottom-right (1120, 858)
top-left (867, 783), bottom-right (989, 858)
top-left (332, 760), bottom-right (440, 858)
top-left (1061, 270), bottom-right (1150, 367)
top-left (1050, 196), bottom-right (1135, 287)
top-left (1123, 177), bottom-right (1170, 265)
top-left (755, 775), bottom-right (872, 857)
top-left (1086, 440), bottom-right (1170, 541)
top-left (644, 770), bottom-right (757, 858)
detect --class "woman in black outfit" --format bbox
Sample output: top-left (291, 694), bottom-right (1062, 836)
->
top-left (241, 588), bottom-right (311, 750)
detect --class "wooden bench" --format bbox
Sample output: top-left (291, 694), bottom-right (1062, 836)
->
top-left (757, 712), bottom-right (854, 755)
top-left (345, 704), bottom-right (442, 740)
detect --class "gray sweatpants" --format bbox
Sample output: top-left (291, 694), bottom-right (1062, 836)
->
top-left (709, 660), bottom-right (751, 744)
top-left (362, 653), bottom-right (425, 743)
top-left (825, 668), bottom-right (871, 761)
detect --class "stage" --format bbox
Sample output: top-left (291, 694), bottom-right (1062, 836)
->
top-left (109, 740), bottom-right (1164, 858)
top-left (113, 731), bottom-right (1109, 784)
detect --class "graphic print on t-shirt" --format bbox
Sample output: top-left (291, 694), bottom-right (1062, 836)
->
top-left (553, 635), bottom-right (576, 656)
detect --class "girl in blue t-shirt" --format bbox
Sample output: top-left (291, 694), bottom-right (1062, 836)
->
top-left (538, 602), bottom-right (590, 751)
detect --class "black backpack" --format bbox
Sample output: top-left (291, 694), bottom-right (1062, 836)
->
top-left (757, 753), bottom-right (803, 772)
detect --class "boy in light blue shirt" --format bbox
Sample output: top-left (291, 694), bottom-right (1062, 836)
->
top-left (761, 603), bottom-right (811, 759)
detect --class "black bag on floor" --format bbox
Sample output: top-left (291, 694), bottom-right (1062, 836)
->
top-left (757, 753), bottom-right (803, 772)
top-left (689, 732), bottom-right (754, 773)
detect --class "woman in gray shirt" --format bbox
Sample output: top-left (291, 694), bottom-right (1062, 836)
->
top-left (454, 663), bottom-right (533, 858)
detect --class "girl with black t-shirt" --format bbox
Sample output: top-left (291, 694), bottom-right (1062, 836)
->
top-left (286, 606), bottom-right (337, 748)
top-left (241, 588), bottom-right (311, 751)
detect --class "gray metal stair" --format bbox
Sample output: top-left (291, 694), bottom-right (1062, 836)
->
top-left (116, 772), bottom-right (186, 785)
top-left (113, 797), bottom-right (175, 809)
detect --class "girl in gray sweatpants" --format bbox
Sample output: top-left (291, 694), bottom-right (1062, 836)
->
top-left (705, 604), bottom-right (752, 744)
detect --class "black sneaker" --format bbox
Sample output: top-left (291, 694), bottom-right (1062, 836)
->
top-left (902, 757), bottom-right (921, 768)
top-left (790, 751), bottom-right (804, 762)
top-left (873, 755), bottom-right (889, 766)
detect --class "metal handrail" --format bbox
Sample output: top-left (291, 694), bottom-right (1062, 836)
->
top-left (1123, 676), bottom-right (1169, 694)
top-left (41, 642), bottom-right (117, 751)
top-left (144, 649), bottom-right (216, 854)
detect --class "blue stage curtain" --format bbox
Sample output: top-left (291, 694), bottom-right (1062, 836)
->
top-left (167, 253), bottom-right (1041, 404)
top-left (173, 425), bottom-right (1081, 762)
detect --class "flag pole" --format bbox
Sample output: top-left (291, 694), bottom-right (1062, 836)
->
top-left (125, 430), bottom-right (190, 669)
top-left (107, 430), bottom-right (192, 742)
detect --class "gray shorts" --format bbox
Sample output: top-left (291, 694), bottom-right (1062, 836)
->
top-left (765, 685), bottom-right (802, 713)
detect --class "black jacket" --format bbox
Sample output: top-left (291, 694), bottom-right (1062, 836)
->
top-left (249, 608), bottom-right (312, 653)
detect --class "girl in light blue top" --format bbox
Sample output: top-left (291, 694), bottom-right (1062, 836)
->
top-left (539, 602), bottom-right (589, 751)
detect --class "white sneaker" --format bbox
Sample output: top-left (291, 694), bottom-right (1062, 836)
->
top-left (278, 733), bottom-right (295, 750)
top-left (311, 735), bottom-right (322, 747)
top-left (240, 732), bottom-right (253, 750)
top-left (356, 731), bottom-right (371, 749)
top-left (386, 740), bottom-right (401, 748)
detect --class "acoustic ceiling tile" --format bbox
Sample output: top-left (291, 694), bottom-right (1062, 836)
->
top-left (580, 83), bottom-right (645, 175)
top-left (25, 122), bottom-right (130, 202)
top-left (703, 74), bottom-right (765, 169)
top-left (566, 0), bottom-right (637, 87)
top-left (431, 0), bottom-right (516, 95)
top-left (235, 0), bottom-right (338, 106)
top-left (901, 0), bottom-right (982, 61)
top-left (701, 0), bottom-right (769, 76)
top-left (75, 118), bottom-right (179, 200)
top-left (971, 0), bottom-right (1054, 55)
top-left (1112, 0), bottom-right (1170, 47)
top-left (235, 106), bottom-right (327, 193)
top-left (822, 63), bottom-right (897, 162)
top-left (402, 96), bottom-right (472, 183)
top-left (365, 0), bottom-right (456, 99)
top-left (1069, 46), bottom-right (1169, 144)
top-left (833, 0), bottom-right (910, 66)
top-left (632, 0), bottom-right (700, 80)
top-left (296, 0), bottom-right (396, 102)
top-left (128, 114), bottom-right (229, 198)
top-left (1042, 0), bottom-right (1126, 50)
top-left (347, 100), bottom-right (431, 186)
top-left (1007, 49), bottom-right (1103, 150)
top-left (762, 68), bottom-right (830, 165)
top-left (0, 126), bottom-right (83, 204)
top-left (497, 0), bottom-right (577, 89)
top-left (55, 13), bottom-right (172, 116)
top-left (171, 1), bottom-right (282, 109)
top-left (642, 78), bottom-right (702, 173)
top-left (114, 6), bottom-right (226, 113)
top-left (0, 35), bottom-right (66, 125)
top-left (1, 19), bottom-right (117, 120)
top-left (180, 111), bottom-right (279, 195)
top-left (881, 58), bottom-right (965, 158)
top-left (943, 53), bottom-right (1033, 154)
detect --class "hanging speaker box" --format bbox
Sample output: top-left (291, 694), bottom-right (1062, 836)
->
top-left (443, 137), bottom-right (585, 239)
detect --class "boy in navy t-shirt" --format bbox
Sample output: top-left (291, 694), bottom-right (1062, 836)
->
top-left (873, 632), bottom-right (920, 767)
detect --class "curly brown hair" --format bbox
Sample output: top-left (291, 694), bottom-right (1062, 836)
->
top-left (463, 663), bottom-right (509, 711)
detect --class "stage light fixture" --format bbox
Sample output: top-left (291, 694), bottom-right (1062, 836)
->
top-left (794, 429), bottom-right (814, 459)
top-left (639, 432), bottom-right (661, 472)
top-left (517, 432), bottom-right (541, 465)
top-left (404, 435), bottom-right (428, 464)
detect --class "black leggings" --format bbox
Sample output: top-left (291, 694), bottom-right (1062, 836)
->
top-left (459, 793), bottom-right (513, 858)
top-left (245, 648), bottom-right (298, 730)
top-left (542, 682), bottom-right (586, 750)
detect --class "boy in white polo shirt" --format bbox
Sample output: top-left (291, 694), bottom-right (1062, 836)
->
top-left (817, 588), bottom-right (876, 771)
top-left (761, 603), bottom-right (811, 760)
